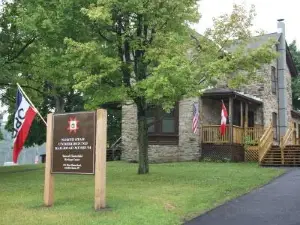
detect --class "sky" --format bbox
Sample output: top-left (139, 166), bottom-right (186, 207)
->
top-left (194, 0), bottom-right (300, 47)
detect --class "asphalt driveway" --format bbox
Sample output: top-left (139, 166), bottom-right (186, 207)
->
top-left (185, 169), bottom-right (300, 225)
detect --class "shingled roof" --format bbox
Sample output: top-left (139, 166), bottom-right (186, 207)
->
top-left (202, 88), bottom-right (263, 104)
top-left (227, 32), bottom-right (298, 77)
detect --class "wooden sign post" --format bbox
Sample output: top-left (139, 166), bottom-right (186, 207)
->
top-left (44, 113), bottom-right (54, 207)
top-left (43, 109), bottom-right (107, 210)
top-left (95, 109), bottom-right (107, 210)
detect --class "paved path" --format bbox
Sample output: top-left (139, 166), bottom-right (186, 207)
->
top-left (186, 169), bottom-right (300, 225)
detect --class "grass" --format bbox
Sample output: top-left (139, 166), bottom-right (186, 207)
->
top-left (0, 162), bottom-right (284, 225)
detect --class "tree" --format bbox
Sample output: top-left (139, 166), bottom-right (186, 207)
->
top-left (0, 0), bottom-right (91, 146)
top-left (65, 2), bottom-right (277, 174)
top-left (0, 0), bottom-right (122, 147)
top-left (289, 40), bottom-right (300, 110)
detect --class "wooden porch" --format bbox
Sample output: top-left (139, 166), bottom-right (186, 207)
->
top-left (200, 89), bottom-right (264, 162)
top-left (202, 125), bottom-right (264, 145)
top-left (201, 125), bottom-right (264, 162)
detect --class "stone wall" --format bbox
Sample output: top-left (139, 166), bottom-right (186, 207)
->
top-left (121, 97), bottom-right (200, 163)
top-left (201, 98), bottom-right (220, 124)
top-left (121, 103), bottom-right (138, 162)
top-left (237, 51), bottom-right (293, 132)
top-left (177, 98), bottom-right (201, 161)
top-left (254, 105), bottom-right (264, 125)
top-left (238, 62), bottom-right (278, 128)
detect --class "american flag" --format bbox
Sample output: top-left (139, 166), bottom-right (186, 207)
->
top-left (192, 103), bottom-right (199, 134)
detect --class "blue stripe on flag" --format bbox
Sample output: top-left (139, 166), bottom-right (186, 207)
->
top-left (16, 88), bottom-right (22, 109)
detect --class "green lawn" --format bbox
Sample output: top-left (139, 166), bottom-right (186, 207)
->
top-left (0, 162), bottom-right (284, 225)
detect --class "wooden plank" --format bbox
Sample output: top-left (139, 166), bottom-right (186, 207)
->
top-left (240, 101), bottom-right (243, 127)
top-left (44, 113), bottom-right (54, 207)
top-left (233, 127), bottom-right (236, 143)
top-left (245, 102), bottom-right (248, 128)
top-left (199, 97), bottom-right (203, 144)
top-left (94, 109), bottom-right (107, 210)
top-left (229, 97), bottom-right (233, 143)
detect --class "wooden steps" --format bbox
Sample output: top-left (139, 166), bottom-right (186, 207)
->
top-left (260, 145), bottom-right (300, 167)
top-left (283, 145), bottom-right (300, 166)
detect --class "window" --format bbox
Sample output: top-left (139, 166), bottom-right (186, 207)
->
top-left (271, 66), bottom-right (277, 94)
top-left (146, 104), bottom-right (179, 145)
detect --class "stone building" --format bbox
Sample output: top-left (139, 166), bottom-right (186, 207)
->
top-left (122, 20), bottom-right (300, 163)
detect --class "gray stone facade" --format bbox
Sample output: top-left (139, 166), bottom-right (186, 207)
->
top-left (238, 62), bottom-right (279, 128)
top-left (237, 58), bottom-right (294, 137)
top-left (201, 98), bottom-right (220, 124)
top-left (122, 98), bottom-right (200, 162)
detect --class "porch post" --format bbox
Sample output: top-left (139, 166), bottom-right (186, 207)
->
top-left (229, 97), bottom-right (233, 143)
top-left (199, 97), bottom-right (203, 144)
top-left (245, 102), bottom-right (249, 129)
top-left (240, 101), bottom-right (243, 127)
top-left (240, 101), bottom-right (245, 138)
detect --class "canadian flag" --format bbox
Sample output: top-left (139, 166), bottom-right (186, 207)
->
top-left (220, 102), bottom-right (228, 136)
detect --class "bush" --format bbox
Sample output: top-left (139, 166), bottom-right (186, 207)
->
top-left (243, 135), bottom-right (258, 150)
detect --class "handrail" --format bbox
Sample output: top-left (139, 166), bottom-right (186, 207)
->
top-left (280, 123), bottom-right (294, 164)
top-left (245, 127), bottom-right (264, 143)
top-left (110, 137), bottom-right (122, 150)
top-left (202, 125), bottom-right (230, 143)
top-left (202, 125), bottom-right (264, 144)
top-left (258, 124), bottom-right (273, 163)
top-left (295, 137), bottom-right (300, 145)
top-left (109, 137), bottom-right (122, 160)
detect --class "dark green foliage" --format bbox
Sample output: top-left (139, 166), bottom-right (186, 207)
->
top-left (289, 40), bottom-right (300, 110)
top-left (107, 108), bottom-right (121, 147)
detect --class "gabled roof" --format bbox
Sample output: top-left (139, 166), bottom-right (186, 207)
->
top-left (227, 32), bottom-right (298, 77)
top-left (226, 33), bottom-right (280, 52)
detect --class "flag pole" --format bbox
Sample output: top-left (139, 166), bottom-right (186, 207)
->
top-left (16, 83), bottom-right (48, 126)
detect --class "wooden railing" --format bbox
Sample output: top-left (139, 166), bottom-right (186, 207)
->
top-left (292, 130), bottom-right (299, 145)
top-left (244, 126), bottom-right (264, 142)
top-left (202, 125), bottom-right (264, 144)
top-left (258, 124), bottom-right (273, 163)
top-left (202, 125), bottom-right (230, 143)
top-left (295, 137), bottom-right (300, 145)
top-left (280, 123), bottom-right (294, 164)
top-left (233, 126), bottom-right (244, 144)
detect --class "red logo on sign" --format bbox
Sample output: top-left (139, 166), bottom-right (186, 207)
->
top-left (67, 117), bottom-right (79, 134)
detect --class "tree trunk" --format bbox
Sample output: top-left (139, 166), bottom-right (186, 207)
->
top-left (137, 103), bottom-right (149, 174)
top-left (55, 96), bottom-right (65, 113)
